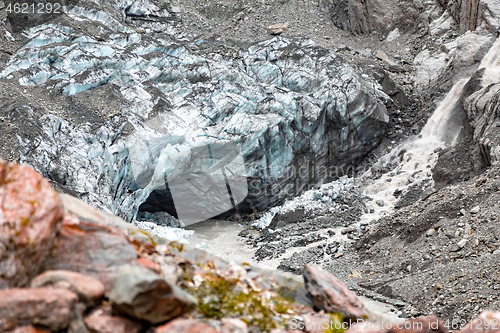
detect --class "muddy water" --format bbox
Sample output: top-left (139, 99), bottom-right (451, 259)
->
top-left (185, 219), bottom-right (403, 322)
top-left (185, 219), bottom-right (301, 280)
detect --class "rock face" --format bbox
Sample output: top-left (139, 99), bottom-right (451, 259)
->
top-left (412, 32), bottom-right (493, 94)
top-left (303, 264), bottom-right (369, 321)
top-left (464, 82), bottom-right (500, 165)
top-left (0, 0), bottom-right (388, 223)
top-left (327, 0), bottom-right (500, 35)
top-left (447, 0), bottom-right (500, 32)
top-left (433, 37), bottom-right (500, 185)
top-left (0, 288), bottom-right (78, 331)
top-left (321, 0), bottom-right (422, 34)
top-left (348, 0), bottom-right (420, 34)
top-left (109, 264), bottom-right (196, 324)
top-left (0, 158), bottom-right (64, 288)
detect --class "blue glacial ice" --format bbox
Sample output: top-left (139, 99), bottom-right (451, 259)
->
top-left (0, 2), bottom-right (389, 225)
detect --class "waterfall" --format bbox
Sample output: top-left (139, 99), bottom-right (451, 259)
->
top-left (360, 36), bottom-right (500, 223)
top-left (479, 36), bottom-right (500, 87)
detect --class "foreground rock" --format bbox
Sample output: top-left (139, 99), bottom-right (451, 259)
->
top-left (304, 264), bottom-right (369, 321)
top-left (0, 158), bottom-right (64, 288)
top-left (109, 264), bottom-right (196, 324)
top-left (84, 306), bottom-right (143, 333)
top-left (1, 158), bottom-right (500, 332)
top-left (43, 215), bottom-right (140, 291)
top-left (0, 288), bottom-right (78, 331)
top-left (156, 318), bottom-right (221, 333)
top-left (30, 270), bottom-right (105, 307)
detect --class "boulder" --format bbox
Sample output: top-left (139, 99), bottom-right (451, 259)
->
top-left (267, 22), bottom-right (289, 35)
top-left (59, 193), bottom-right (160, 246)
top-left (220, 318), bottom-right (249, 333)
top-left (156, 318), bottom-right (221, 333)
top-left (30, 270), bottom-right (105, 307)
top-left (375, 50), bottom-right (404, 72)
top-left (109, 264), bottom-right (196, 324)
top-left (0, 288), bottom-right (78, 331)
top-left (0, 158), bottom-right (64, 288)
top-left (5, 326), bottom-right (50, 333)
top-left (303, 265), bottom-right (369, 321)
top-left (83, 306), bottom-right (142, 333)
top-left (299, 314), bottom-right (340, 333)
top-left (43, 216), bottom-right (140, 291)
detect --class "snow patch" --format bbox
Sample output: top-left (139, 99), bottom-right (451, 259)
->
top-left (134, 221), bottom-right (195, 243)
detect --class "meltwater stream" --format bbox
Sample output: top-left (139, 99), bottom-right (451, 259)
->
top-left (360, 35), bottom-right (500, 224)
top-left (358, 78), bottom-right (468, 223)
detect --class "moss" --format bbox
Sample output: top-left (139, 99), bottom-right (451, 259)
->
top-left (186, 272), bottom-right (294, 331)
top-left (21, 216), bottom-right (30, 228)
top-left (169, 241), bottom-right (185, 252)
top-left (323, 314), bottom-right (345, 333)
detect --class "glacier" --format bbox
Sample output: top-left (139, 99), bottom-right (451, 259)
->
top-left (0, 0), bottom-right (389, 224)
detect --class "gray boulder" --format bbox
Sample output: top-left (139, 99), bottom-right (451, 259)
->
top-left (303, 264), bottom-right (369, 321)
top-left (109, 265), bottom-right (196, 324)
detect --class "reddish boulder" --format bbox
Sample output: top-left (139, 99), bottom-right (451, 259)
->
top-left (109, 264), bottom-right (196, 324)
top-left (84, 305), bottom-right (142, 333)
top-left (0, 159), bottom-right (64, 288)
top-left (156, 318), bottom-right (221, 333)
top-left (31, 270), bottom-right (105, 307)
top-left (43, 216), bottom-right (139, 291)
top-left (303, 265), bottom-right (369, 321)
top-left (220, 318), bottom-right (248, 333)
top-left (457, 311), bottom-right (500, 333)
top-left (0, 288), bottom-right (78, 331)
